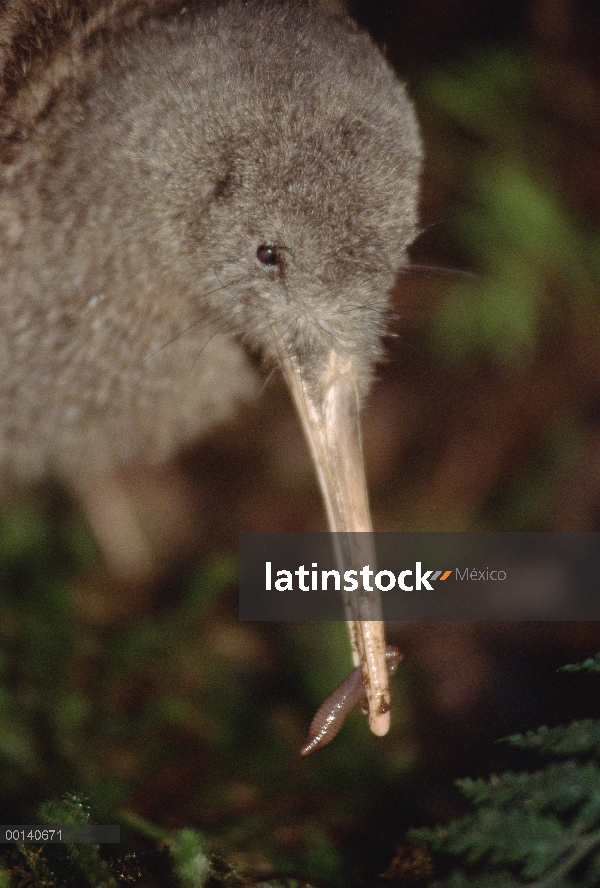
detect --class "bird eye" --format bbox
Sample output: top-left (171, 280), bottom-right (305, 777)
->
top-left (256, 244), bottom-right (279, 266)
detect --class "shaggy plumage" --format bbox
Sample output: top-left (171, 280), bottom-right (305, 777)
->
top-left (0, 0), bottom-right (421, 488)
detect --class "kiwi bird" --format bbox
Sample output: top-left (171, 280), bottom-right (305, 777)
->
top-left (0, 0), bottom-right (422, 741)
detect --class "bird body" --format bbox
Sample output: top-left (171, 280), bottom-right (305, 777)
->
top-left (0, 0), bottom-right (420, 485)
top-left (0, 0), bottom-right (422, 737)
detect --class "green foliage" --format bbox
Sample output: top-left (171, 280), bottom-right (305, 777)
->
top-left (172, 830), bottom-right (211, 888)
top-left (120, 813), bottom-right (213, 888)
top-left (6, 794), bottom-right (117, 888)
top-left (409, 656), bottom-right (600, 886)
top-left (3, 794), bottom-right (319, 888)
top-left (420, 48), bottom-right (600, 366)
top-left (503, 721), bottom-right (600, 758)
top-left (0, 500), bottom-right (415, 887)
top-left (4, 794), bottom-right (308, 888)
top-left (560, 655), bottom-right (600, 674)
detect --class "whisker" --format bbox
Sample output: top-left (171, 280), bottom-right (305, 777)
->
top-left (259, 365), bottom-right (279, 395)
top-left (398, 263), bottom-right (479, 280)
top-left (144, 274), bottom-right (251, 360)
top-left (202, 272), bottom-right (255, 301)
top-left (186, 268), bottom-right (255, 375)
top-left (412, 214), bottom-right (467, 241)
top-left (187, 317), bottom-right (236, 376)
top-left (308, 312), bottom-right (336, 349)
top-left (144, 320), bottom-right (207, 361)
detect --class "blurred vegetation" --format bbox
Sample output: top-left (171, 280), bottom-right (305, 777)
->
top-left (0, 501), bottom-right (415, 887)
top-left (2, 789), bottom-right (300, 887)
top-left (372, 36), bottom-right (600, 533)
top-left (422, 48), bottom-right (600, 366)
top-left (409, 655), bottom-right (600, 887)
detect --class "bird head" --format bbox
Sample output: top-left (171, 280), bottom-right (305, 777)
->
top-left (159, 2), bottom-right (422, 403)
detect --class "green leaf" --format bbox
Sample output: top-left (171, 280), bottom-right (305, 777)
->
top-left (172, 828), bottom-right (211, 888)
top-left (503, 720), bottom-right (600, 757)
top-left (561, 655), bottom-right (600, 673)
top-left (410, 654), bottom-right (600, 886)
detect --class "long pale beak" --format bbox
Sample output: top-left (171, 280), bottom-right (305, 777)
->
top-left (275, 336), bottom-right (390, 737)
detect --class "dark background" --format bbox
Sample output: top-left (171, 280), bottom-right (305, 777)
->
top-left (1, 0), bottom-right (600, 884)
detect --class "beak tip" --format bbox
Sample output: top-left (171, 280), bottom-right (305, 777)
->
top-left (369, 709), bottom-right (391, 737)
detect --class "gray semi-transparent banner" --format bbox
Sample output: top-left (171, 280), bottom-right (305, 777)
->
top-left (239, 532), bottom-right (600, 620)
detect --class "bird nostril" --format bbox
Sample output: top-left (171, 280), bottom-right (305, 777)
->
top-left (256, 244), bottom-right (279, 266)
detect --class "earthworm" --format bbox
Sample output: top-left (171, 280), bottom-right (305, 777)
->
top-left (301, 645), bottom-right (403, 756)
